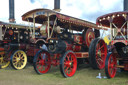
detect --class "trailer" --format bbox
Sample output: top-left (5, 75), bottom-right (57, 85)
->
top-left (22, 8), bottom-right (108, 77)
top-left (96, 11), bottom-right (128, 78)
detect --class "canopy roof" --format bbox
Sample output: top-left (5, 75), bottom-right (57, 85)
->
top-left (22, 8), bottom-right (105, 31)
top-left (0, 21), bottom-right (37, 29)
top-left (96, 11), bottom-right (128, 28)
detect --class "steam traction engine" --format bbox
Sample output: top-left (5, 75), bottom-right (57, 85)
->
top-left (22, 8), bottom-right (107, 77)
top-left (97, 11), bottom-right (128, 78)
top-left (0, 21), bottom-right (46, 69)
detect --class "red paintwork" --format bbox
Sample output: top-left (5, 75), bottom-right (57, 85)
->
top-left (51, 54), bottom-right (60, 66)
top-left (63, 51), bottom-right (77, 77)
top-left (111, 40), bottom-right (128, 45)
top-left (75, 52), bottom-right (88, 58)
top-left (96, 11), bottom-right (128, 26)
top-left (9, 29), bottom-right (13, 35)
top-left (64, 35), bottom-right (83, 52)
top-left (19, 44), bottom-right (27, 50)
top-left (85, 29), bottom-right (95, 47)
top-left (65, 41), bottom-right (73, 51)
top-left (72, 45), bottom-right (81, 52)
top-left (0, 47), bottom-right (4, 51)
top-left (97, 11), bottom-right (128, 78)
top-left (107, 53), bottom-right (117, 78)
top-left (95, 39), bottom-right (107, 69)
top-left (74, 35), bottom-right (83, 44)
top-left (36, 51), bottom-right (51, 74)
top-left (124, 64), bottom-right (128, 70)
top-left (27, 47), bottom-right (40, 57)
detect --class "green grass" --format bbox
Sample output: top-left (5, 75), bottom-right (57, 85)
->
top-left (0, 63), bottom-right (128, 85)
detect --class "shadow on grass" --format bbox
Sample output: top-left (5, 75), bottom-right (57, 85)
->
top-left (116, 71), bottom-right (128, 78)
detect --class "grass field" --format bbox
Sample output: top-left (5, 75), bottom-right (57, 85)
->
top-left (0, 63), bottom-right (128, 85)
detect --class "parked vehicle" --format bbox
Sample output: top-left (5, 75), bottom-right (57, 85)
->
top-left (97, 11), bottom-right (128, 78)
top-left (0, 21), bottom-right (46, 69)
top-left (22, 8), bottom-right (107, 77)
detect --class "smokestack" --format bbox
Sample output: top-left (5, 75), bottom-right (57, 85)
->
top-left (124, 0), bottom-right (128, 11)
top-left (9, 0), bottom-right (15, 23)
top-left (54, 0), bottom-right (61, 12)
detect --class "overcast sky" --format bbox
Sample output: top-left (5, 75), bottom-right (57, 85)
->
top-left (0, 0), bottom-right (123, 24)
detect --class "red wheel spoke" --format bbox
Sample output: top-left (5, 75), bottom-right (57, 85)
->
top-left (40, 65), bottom-right (44, 71)
top-left (97, 60), bottom-right (101, 66)
top-left (67, 55), bottom-right (70, 61)
top-left (96, 49), bottom-right (99, 53)
top-left (106, 53), bottom-right (117, 78)
top-left (65, 66), bottom-right (69, 73)
top-left (98, 58), bottom-right (103, 62)
top-left (99, 45), bottom-right (104, 50)
top-left (101, 53), bottom-right (105, 56)
top-left (110, 61), bottom-right (114, 65)
top-left (97, 43), bottom-right (100, 50)
top-left (34, 51), bottom-right (51, 74)
top-left (95, 55), bottom-right (99, 59)
top-left (60, 51), bottom-right (77, 77)
top-left (69, 66), bottom-right (72, 73)
top-left (70, 56), bottom-right (73, 62)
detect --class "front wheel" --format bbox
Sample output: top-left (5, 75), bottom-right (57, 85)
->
top-left (10, 50), bottom-right (27, 70)
top-left (105, 52), bottom-right (117, 78)
top-left (60, 50), bottom-right (77, 78)
top-left (33, 50), bottom-right (51, 74)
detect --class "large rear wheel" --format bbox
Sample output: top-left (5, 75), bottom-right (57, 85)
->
top-left (89, 38), bottom-right (107, 69)
top-left (105, 52), bottom-right (117, 78)
top-left (33, 50), bottom-right (51, 74)
top-left (10, 50), bottom-right (27, 70)
top-left (60, 50), bottom-right (77, 78)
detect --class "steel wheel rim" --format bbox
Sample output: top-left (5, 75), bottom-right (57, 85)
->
top-left (96, 40), bottom-right (107, 69)
top-left (63, 52), bottom-right (77, 77)
top-left (108, 54), bottom-right (117, 78)
top-left (12, 50), bottom-right (27, 69)
top-left (36, 51), bottom-right (51, 73)
top-left (0, 52), bottom-right (10, 68)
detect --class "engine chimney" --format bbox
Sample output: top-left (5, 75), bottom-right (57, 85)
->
top-left (54, 0), bottom-right (61, 12)
top-left (9, 0), bottom-right (15, 23)
top-left (124, 0), bottom-right (128, 11)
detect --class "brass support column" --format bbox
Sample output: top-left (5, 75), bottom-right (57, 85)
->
top-left (47, 13), bottom-right (50, 38)
top-left (127, 20), bottom-right (128, 40)
top-left (110, 23), bottom-right (113, 40)
top-left (33, 14), bottom-right (35, 38)
top-left (50, 17), bottom-right (57, 38)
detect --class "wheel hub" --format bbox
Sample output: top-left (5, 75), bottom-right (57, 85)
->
top-left (39, 60), bottom-right (45, 65)
top-left (16, 58), bottom-right (21, 62)
top-left (65, 61), bottom-right (72, 67)
top-left (97, 50), bottom-right (101, 57)
top-left (88, 33), bottom-right (93, 42)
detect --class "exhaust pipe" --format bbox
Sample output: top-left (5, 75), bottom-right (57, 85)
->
top-left (124, 0), bottom-right (128, 11)
top-left (53, 0), bottom-right (61, 12)
top-left (9, 0), bottom-right (15, 23)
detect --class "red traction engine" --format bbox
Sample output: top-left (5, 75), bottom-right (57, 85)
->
top-left (97, 11), bottom-right (128, 78)
top-left (0, 22), bottom-right (46, 70)
top-left (21, 8), bottom-right (108, 77)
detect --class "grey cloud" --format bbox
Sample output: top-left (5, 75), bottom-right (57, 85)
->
top-left (28, 0), bottom-right (123, 23)
top-left (80, 0), bottom-right (123, 23)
